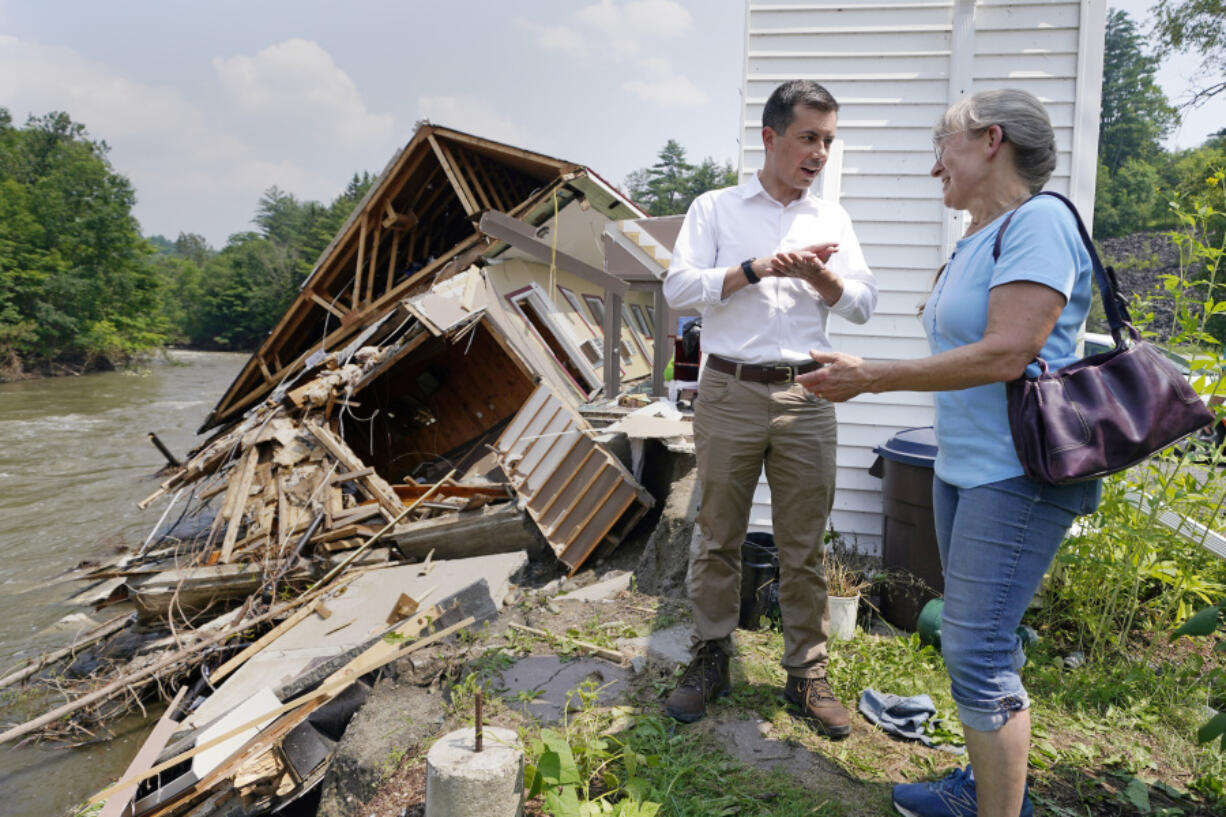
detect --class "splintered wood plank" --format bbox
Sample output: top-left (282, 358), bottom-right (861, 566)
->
top-left (214, 447), bottom-right (258, 561)
top-left (303, 420), bottom-right (402, 517)
top-left (220, 446), bottom-right (260, 563)
top-left (95, 686), bottom-right (189, 817)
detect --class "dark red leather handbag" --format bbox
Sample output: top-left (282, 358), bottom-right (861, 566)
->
top-left (999, 192), bottom-right (1215, 484)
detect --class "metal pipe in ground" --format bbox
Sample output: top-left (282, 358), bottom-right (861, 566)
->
top-left (425, 724), bottom-right (523, 817)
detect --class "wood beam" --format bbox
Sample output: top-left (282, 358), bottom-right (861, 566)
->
top-left (212, 230), bottom-right (489, 423)
top-left (472, 156), bottom-right (507, 211)
top-left (365, 222), bottom-right (382, 304)
top-left (385, 227), bottom-right (401, 292)
top-left (352, 216), bottom-right (368, 307)
top-left (478, 211), bottom-right (629, 295)
top-left (309, 291), bottom-right (347, 320)
top-left (382, 201), bottom-right (418, 230)
top-left (428, 134), bottom-right (480, 216)
top-left (208, 176), bottom-right (571, 429)
top-left (451, 146), bottom-right (493, 211)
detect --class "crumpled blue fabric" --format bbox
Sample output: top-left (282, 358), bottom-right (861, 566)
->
top-left (858, 688), bottom-right (963, 753)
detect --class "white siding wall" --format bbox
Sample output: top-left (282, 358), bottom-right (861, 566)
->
top-left (740, 0), bottom-right (1105, 552)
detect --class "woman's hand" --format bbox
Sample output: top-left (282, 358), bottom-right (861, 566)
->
top-left (797, 349), bottom-right (877, 402)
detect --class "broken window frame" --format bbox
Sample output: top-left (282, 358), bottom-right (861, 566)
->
top-left (557, 285), bottom-right (597, 337)
top-left (505, 283), bottom-right (602, 391)
top-left (629, 303), bottom-right (653, 339)
top-left (621, 304), bottom-right (650, 365)
top-left (581, 293), bottom-right (605, 328)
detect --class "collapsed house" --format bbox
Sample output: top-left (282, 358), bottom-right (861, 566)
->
top-left (0, 125), bottom-right (699, 817)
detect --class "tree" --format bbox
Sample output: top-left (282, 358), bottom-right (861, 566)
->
top-left (1152, 0), bottom-right (1226, 105)
top-left (0, 109), bottom-right (166, 372)
top-left (1099, 9), bottom-right (1178, 175)
top-left (626, 140), bottom-right (736, 216)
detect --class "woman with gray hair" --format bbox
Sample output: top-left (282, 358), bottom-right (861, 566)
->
top-left (799, 88), bottom-right (1101, 817)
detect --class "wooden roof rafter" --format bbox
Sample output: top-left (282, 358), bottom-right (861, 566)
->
top-left (203, 124), bottom-right (605, 432)
top-left (201, 173), bottom-right (575, 431)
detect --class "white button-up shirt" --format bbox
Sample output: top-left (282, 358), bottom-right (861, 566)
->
top-left (663, 173), bottom-right (877, 364)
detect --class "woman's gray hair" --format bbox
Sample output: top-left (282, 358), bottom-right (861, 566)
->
top-left (935, 89), bottom-right (1057, 193)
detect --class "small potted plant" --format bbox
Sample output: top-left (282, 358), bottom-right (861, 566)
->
top-left (823, 531), bottom-right (871, 640)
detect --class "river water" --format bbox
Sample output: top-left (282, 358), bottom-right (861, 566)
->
top-left (0, 350), bottom-right (247, 817)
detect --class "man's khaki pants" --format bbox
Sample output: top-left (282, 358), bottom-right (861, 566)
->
top-left (690, 365), bottom-right (837, 678)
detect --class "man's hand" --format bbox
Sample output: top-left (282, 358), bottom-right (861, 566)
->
top-left (768, 242), bottom-right (842, 304)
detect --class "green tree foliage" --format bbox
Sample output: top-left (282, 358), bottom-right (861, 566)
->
top-left (1152, 0), bottom-right (1226, 105)
top-left (1100, 9), bottom-right (1178, 175)
top-left (155, 172), bottom-right (375, 350)
top-left (1094, 9), bottom-right (1180, 236)
top-left (0, 109), bottom-right (164, 374)
top-left (625, 140), bottom-right (737, 216)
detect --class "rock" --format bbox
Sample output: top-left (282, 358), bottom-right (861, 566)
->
top-left (494, 655), bottom-right (631, 723)
top-left (554, 571), bottom-right (632, 602)
top-left (615, 624), bottom-right (691, 668)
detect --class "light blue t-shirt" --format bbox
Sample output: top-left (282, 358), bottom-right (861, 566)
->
top-left (920, 195), bottom-right (1095, 489)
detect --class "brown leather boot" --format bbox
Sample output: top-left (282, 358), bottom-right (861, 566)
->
top-left (784, 675), bottom-right (851, 739)
top-left (663, 641), bottom-right (731, 723)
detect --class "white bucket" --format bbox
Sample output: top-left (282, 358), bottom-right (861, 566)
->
top-left (828, 594), bottom-right (859, 640)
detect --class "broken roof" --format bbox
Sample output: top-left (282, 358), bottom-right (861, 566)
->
top-left (202, 124), bottom-right (644, 433)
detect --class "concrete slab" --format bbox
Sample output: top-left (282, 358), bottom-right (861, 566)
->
top-left (494, 656), bottom-right (631, 723)
top-left (184, 551), bottom-right (527, 730)
top-left (554, 571), bottom-right (631, 602)
top-left (708, 716), bottom-right (852, 791)
top-left (615, 623), bottom-right (691, 668)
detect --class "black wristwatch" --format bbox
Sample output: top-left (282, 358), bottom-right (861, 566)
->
top-left (741, 258), bottom-right (760, 285)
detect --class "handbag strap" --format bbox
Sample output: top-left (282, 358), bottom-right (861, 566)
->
top-left (992, 190), bottom-right (1133, 343)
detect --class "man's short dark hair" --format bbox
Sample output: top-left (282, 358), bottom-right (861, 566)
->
top-left (762, 80), bottom-right (839, 134)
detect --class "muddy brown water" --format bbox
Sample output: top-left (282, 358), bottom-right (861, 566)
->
top-left (0, 350), bottom-right (247, 817)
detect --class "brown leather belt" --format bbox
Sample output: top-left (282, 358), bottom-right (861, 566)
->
top-left (706, 354), bottom-right (820, 384)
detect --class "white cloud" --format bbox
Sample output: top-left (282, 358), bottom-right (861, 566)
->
top-left (623, 73), bottom-right (707, 107)
top-left (515, 19), bottom-right (588, 57)
top-left (0, 36), bottom-right (345, 245)
top-left (576, 0), bottom-right (693, 57)
top-left (213, 39), bottom-right (393, 150)
top-left (417, 96), bottom-right (532, 146)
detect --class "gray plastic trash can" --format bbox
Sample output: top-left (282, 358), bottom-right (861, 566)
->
top-left (869, 426), bottom-right (943, 631)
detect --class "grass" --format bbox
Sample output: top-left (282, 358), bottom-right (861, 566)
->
top-left (495, 608), bottom-right (1226, 817)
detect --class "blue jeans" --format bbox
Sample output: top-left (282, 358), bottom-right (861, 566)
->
top-left (934, 475), bottom-right (1101, 731)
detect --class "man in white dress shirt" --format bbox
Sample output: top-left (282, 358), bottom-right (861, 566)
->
top-left (661, 80), bottom-right (877, 736)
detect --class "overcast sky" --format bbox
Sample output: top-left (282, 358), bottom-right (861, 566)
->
top-left (0, 1), bottom-right (1220, 248)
